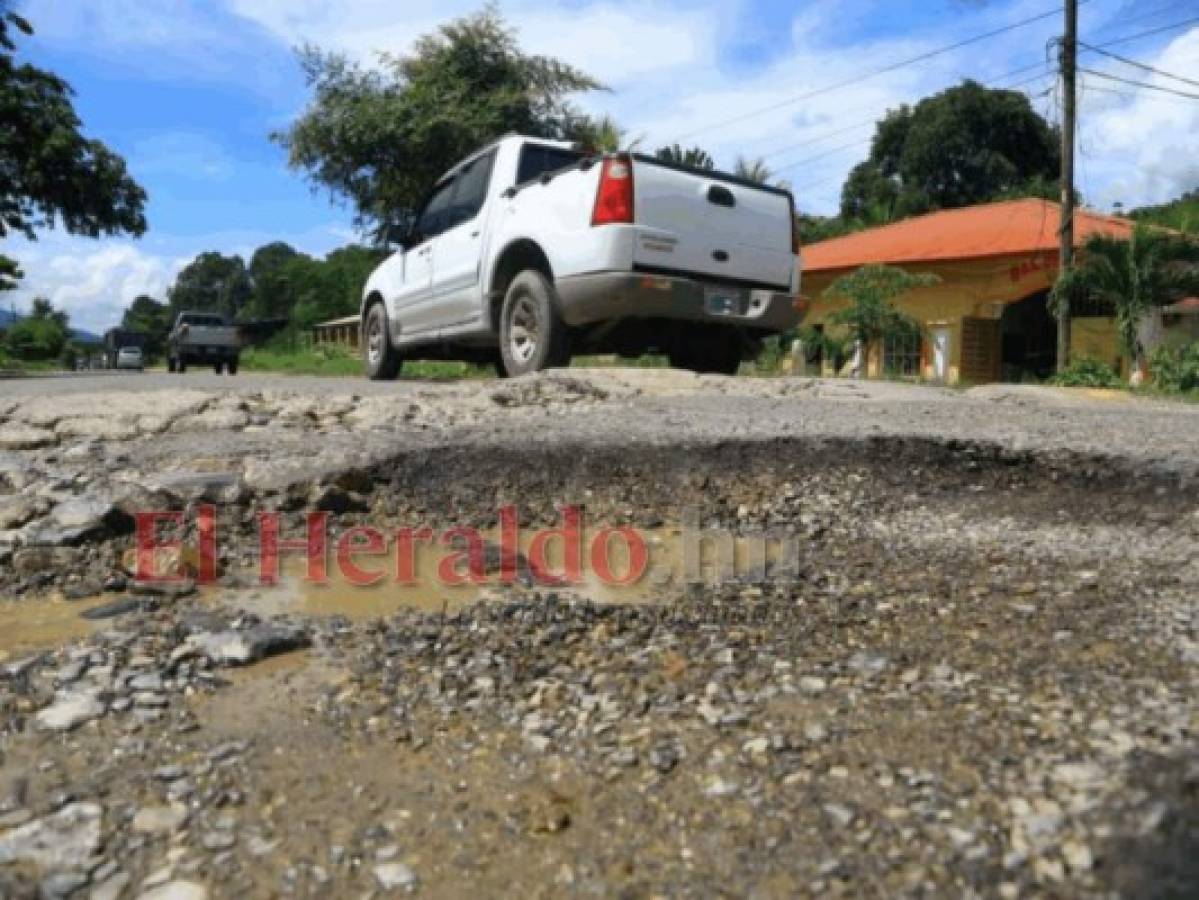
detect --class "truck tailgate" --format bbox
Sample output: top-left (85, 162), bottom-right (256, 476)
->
top-left (630, 157), bottom-right (795, 291)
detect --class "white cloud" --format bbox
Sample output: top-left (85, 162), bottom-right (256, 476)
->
top-left (5, 238), bottom-right (186, 336)
top-left (222, 0), bottom-right (1094, 214)
top-left (1077, 28), bottom-right (1199, 211)
top-left (6, 223), bottom-right (356, 334)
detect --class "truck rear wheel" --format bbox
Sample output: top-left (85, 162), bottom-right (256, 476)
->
top-left (364, 302), bottom-right (402, 380)
top-left (177, 357), bottom-right (187, 374)
top-left (214, 361), bottom-right (224, 375)
top-left (167, 357), bottom-right (177, 373)
top-left (499, 271), bottom-right (571, 377)
top-left (227, 359), bottom-right (239, 375)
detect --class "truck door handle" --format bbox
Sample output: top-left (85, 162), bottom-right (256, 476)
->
top-left (708, 185), bottom-right (736, 208)
top-left (470, 230), bottom-right (480, 238)
top-left (417, 246), bottom-right (431, 257)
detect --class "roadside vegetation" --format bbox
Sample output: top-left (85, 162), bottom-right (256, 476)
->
top-left (2, 3), bottom-right (1196, 391)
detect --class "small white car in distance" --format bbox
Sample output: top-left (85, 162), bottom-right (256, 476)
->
top-left (361, 134), bottom-right (803, 379)
top-left (115, 346), bottom-right (144, 371)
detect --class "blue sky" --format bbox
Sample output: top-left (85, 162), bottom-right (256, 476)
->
top-left (6, 0), bottom-right (1198, 332)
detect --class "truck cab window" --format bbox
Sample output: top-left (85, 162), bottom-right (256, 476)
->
top-left (446, 150), bottom-right (496, 228)
top-left (516, 145), bottom-right (584, 186)
top-left (413, 177), bottom-right (457, 243)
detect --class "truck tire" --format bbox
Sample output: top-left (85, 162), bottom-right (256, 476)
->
top-left (364, 301), bottom-right (402, 380)
top-left (499, 271), bottom-right (572, 377)
top-left (227, 359), bottom-right (239, 375)
top-left (177, 356), bottom-right (188, 374)
top-left (167, 357), bottom-right (177, 373)
top-left (214, 361), bottom-right (224, 375)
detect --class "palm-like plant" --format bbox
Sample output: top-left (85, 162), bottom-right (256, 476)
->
top-left (1057, 225), bottom-right (1199, 379)
top-left (733, 155), bottom-right (773, 184)
top-left (654, 144), bottom-right (714, 170)
top-left (578, 114), bottom-right (628, 153)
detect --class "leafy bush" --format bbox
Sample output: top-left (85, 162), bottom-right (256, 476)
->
top-left (1149, 342), bottom-right (1199, 393)
top-left (1048, 357), bottom-right (1123, 388)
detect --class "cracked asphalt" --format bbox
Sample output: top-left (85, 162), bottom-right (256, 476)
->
top-left (0, 370), bottom-right (1196, 899)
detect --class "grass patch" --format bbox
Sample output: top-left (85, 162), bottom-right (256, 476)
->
top-left (241, 344), bottom-right (494, 380)
top-left (1048, 358), bottom-right (1124, 389)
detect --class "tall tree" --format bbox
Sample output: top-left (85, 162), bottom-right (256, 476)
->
top-left (120, 294), bottom-right (171, 359)
top-left (247, 242), bottom-right (304, 319)
top-left (275, 7), bottom-right (601, 242)
top-left (1052, 225), bottom-right (1199, 380)
top-left (654, 144), bottom-right (715, 170)
top-left (0, 3), bottom-right (147, 289)
top-left (840, 80), bottom-right (1060, 221)
top-left (167, 253), bottom-right (252, 320)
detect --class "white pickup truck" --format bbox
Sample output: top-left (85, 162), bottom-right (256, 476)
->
top-left (361, 135), bottom-right (802, 379)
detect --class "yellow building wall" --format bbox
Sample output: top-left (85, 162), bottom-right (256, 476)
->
top-left (798, 250), bottom-right (1124, 383)
top-left (1070, 317), bottom-right (1125, 376)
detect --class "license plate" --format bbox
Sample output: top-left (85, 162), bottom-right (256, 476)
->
top-left (704, 287), bottom-right (743, 316)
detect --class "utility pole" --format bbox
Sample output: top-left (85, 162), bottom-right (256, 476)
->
top-left (1056, 0), bottom-right (1077, 373)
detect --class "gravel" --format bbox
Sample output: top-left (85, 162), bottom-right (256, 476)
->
top-left (0, 370), bottom-right (1194, 897)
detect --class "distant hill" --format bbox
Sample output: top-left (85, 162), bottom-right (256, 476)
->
top-left (1130, 190), bottom-right (1199, 232)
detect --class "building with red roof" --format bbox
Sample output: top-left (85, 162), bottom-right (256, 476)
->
top-left (799, 199), bottom-right (1134, 383)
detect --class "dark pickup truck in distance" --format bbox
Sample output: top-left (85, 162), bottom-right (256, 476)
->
top-left (167, 312), bottom-right (241, 374)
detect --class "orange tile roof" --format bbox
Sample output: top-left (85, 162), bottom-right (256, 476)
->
top-left (802, 199), bottom-right (1135, 273)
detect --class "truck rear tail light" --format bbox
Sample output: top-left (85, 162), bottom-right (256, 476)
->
top-left (591, 156), bottom-right (634, 226)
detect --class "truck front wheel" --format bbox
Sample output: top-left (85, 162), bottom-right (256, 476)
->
top-left (227, 359), bottom-right (239, 375)
top-left (364, 302), bottom-right (402, 380)
top-left (499, 271), bottom-right (571, 377)
top-left (167, 357), bottom-right (177, 373)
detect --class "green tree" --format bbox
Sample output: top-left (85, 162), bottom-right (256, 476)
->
top-left (0, 4), bottom-right (147, 289)
top-left (840, 80), bottom-right (1059, 221)
top-left (284, 244), bottom-right (387, 331)
top-left (3, 296), bottom-right (69, 359)
top-left (654, 144), bottom-right (714, 170)
top-left (275, 7), bottom-right (601, 241)
top-left (120, 294), bottom-right (171, 359)
top-left (247, 242), bottom-right (305, 319)
top-left (824, 265), bottom-right (939, 376)
top-left (1052, 225), bottom-right (1199, 378)
top-left (167, 252), bottom-right (253, 320)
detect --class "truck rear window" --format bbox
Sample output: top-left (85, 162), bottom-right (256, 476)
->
top-left (516, 145), bottom-right (584, 186)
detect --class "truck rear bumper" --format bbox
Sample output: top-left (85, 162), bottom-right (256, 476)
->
top-left (555, 271), bottom-right (801, 332)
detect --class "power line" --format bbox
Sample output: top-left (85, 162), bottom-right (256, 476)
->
top-left (1081, 81), bottom-right (1199, 105)
top-left (1079, 66), bottom-right (1199, 99)
top-left (740, 14), bottom-right (1199, 171)
top-left (1078, 41), bottom-right (1199, 88)
top-left (765, 12), bottom-right (1199, 207)
top-left (671, 2), bottom-right (1076, 143)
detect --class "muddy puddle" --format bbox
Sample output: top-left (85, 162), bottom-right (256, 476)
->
top-left (0, 593), bottom-right (106, 662)
top-left (0, 526), bottom-right (789, 660)
top-left (213, 524), bottom-right (792, 620)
